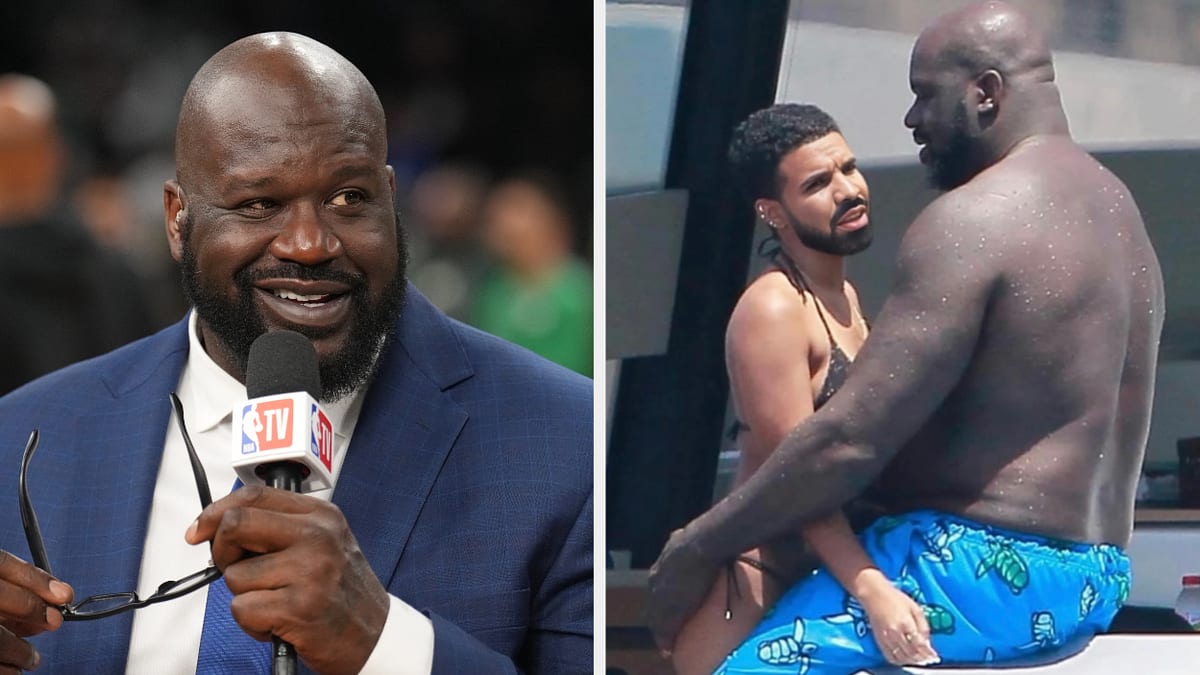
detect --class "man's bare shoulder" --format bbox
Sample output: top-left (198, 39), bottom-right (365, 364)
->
top-left (726, 270), bottom-right (812, 351)
top-left (906, 168), bottom-right (1050, 260)
top-left (918, 176), bottom-right (1026, 228)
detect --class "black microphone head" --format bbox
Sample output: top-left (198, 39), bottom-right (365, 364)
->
top-left (245, 330), bottom-right (323, 400)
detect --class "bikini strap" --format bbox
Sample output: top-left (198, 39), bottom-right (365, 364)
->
top-left (723, 555), bottom-right (790, 621)
top-left (774, 252), bottom-right (838, 345)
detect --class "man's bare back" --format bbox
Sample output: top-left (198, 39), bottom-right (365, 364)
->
top-left (874, 136), bottom-right (1163, 547)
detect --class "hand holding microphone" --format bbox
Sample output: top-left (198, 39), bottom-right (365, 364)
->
top-left (186, 331), bottom-right (390, 675)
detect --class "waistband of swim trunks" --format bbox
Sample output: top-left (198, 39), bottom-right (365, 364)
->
top-left (898, 509), bottom-right (1129, 564)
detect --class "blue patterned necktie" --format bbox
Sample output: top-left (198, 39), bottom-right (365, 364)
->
top-left (196, 479), bottom-right (272, 674)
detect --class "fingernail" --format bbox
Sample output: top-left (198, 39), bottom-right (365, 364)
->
top-left (49, 580), bottom-right (69, 599)
top-left (29, 646), bottom-right (40, 670)
top-left (185, 519), bottom-right (198, 542)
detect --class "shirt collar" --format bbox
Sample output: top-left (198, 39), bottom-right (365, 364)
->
top-left (179, 312), bottom-right (366, 439)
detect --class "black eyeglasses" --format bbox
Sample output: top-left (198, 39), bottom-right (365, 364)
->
top-left (18, 393), bottom-right (222, 620)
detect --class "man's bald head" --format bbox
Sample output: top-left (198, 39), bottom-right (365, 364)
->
top-left (0, 74), bottom-right (62, 221)
top-left (915, 1), bottom-right (1053, 84)
top-left (906, 1), bottom-right (1069, 190)
top-left (175, 32), bottom-right (387, 190)
top-left (165, 32), bottom-right (405, 396)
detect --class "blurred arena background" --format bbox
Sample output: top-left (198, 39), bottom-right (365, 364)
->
top-left (0, 0), bottom-right (593, 395)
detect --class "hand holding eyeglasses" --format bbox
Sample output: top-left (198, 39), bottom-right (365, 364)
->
top-left (0, 549), bottom-right (73, 672)
top-left (8, 396), bottom-right (217, 671)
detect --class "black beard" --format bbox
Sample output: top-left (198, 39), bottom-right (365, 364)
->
top-left (926, 101), bottom-right (982, 191)
top-left (180, 211), bottom-right (409, 401)
top-left (780, 198), bottom-right (873, 256)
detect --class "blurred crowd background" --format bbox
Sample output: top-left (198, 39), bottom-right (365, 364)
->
top-left (0, 0), bottom-right (593, 396)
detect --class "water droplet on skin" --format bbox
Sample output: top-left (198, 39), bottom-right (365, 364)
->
top-left (941, 296), bottom-right (948, 303)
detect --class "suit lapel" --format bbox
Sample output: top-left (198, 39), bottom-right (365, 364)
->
top-left (333, 287), bottom-right (473, 585)
top-left (45, 321), bottom-right (189, 667)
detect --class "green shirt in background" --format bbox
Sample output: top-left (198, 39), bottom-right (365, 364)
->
top-left (471, 259), bottom-right (593, 377)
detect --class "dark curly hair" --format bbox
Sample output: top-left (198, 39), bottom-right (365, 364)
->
top-left (727, 103), bottom-right (841, 202)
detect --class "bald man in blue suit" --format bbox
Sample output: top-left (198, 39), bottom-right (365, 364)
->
top-left (0, 32), bottom-right (591, 675)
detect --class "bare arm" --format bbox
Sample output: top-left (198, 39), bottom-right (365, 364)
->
top-left (724, 277), bottom-right (818, 479)
top-left (725, 280), bottom-right (827, 581)
top-left (803, 515), bottom-right (938, 665)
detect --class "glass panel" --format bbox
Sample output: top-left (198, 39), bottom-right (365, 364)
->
top-left (604, 1), bottom-right (691, 454)
top-left (605, 1), bottom-right (689, 195)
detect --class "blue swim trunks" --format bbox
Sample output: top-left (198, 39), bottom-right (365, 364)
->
top-left (714, 510), bottom-right (1130, 674)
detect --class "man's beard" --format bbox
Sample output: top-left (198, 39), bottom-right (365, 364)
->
top-left (926, 100), bottom-right (981, 191)
top-left (180, 211), bottom-right (409, 401)
top-left (781, 196), bottom-right (873, 256)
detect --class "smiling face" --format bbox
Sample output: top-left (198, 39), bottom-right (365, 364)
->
top-left (165, 38), bottom-right (406, 398)
top-left (762, 132), bottom-right (872, 256)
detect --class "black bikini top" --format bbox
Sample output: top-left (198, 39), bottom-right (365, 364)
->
top-left (777, 253), bottom-right (854, 410)
top-left (728, 254), bottom-right (864, 439)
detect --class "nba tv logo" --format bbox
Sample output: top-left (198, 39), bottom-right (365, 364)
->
top-left (241, 399), bottom-right (293, 454)
top-left (310, 404), bottom-right (334, 471)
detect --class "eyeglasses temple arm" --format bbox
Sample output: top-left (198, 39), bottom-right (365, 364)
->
top-left (169, 394), bottom-right (213, 510)
top-left (18, 429), bottom-right (52, 575)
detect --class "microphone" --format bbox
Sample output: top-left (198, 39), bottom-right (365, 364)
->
top-left (232, 330), bottom-right (333, 675)
top-left (232, 331), bottom-right (334, 493)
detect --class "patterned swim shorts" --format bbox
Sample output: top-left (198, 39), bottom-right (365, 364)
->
top-left (714, 510), bottom-right (1130, 674)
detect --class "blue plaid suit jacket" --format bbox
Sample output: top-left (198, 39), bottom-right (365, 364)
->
top-left (0, 285), bottom-right (593, 673)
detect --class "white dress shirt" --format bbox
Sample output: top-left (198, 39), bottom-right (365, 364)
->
top-left (125, 313), bottom-right (434, 674)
